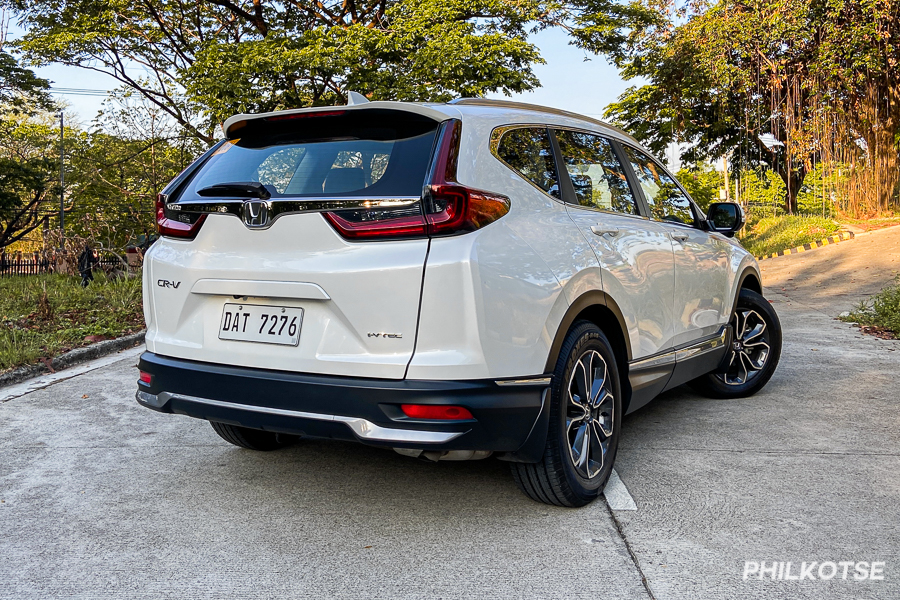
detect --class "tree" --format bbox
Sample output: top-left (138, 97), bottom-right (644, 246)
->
top-left (0, 12), bottom-right (51, 115)
top-left (0, 115), bottom-right (63, 249)
top-left (6, 0), bottom-right (551, 142)
top-left (1, 92), bottom-right (206, 253)
top-left (65, 90), bottom-right (206, 250)
top-left (571, 0), bottom-right (900, 215)
top-left (571, 0), bottom-right (827, 214)
top-left (810, 0), bottom-right (900, 215)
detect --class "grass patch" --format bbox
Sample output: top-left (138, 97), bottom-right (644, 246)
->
top-left (840, 276), bottom-right (900, 339)
top-left (739, 215), bottom-right (841, 257)
top-left (0, 273), bottom-right (144, 373)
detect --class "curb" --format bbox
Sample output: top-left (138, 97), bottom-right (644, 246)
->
top-left (0, 331), bottom-right (146, 390)
top-left (757, 231), bottom-right (855, 261)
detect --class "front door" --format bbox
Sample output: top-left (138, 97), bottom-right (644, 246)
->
top-left (619, 145), bottom-right (732, 349)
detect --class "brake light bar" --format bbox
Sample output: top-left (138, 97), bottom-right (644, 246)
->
top-left (265, 110), bottom-right (346, 122)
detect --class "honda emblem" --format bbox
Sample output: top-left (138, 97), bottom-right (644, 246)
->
top-left (242, 200), bottom-right (269, 228)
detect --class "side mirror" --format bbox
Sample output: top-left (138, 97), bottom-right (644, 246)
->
top-left (706, 202), bottom-right (745, 237)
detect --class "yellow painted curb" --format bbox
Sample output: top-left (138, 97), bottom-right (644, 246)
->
top-left (756, 231), bottom-right (855, 261)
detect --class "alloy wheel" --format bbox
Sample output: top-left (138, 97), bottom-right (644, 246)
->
top-left (566, 350), bottom-right (615, 479)
top-left (717, 309), bottom-right (771, 386)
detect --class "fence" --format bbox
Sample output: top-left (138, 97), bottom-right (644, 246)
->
top-left (0, 256), bottom-right (125, 277)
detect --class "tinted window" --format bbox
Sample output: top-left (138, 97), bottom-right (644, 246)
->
top-left (496, 128), bottom-right (560, 197)
top-left (622, 146), bottom-right (696, 225)
top-left (179, 117), bottom-right (437, 199)
top-left (554, 130), bottom-right (638, 215)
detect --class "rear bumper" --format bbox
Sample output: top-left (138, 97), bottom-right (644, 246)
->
top-left (136, 352), bottom-right (550, 456)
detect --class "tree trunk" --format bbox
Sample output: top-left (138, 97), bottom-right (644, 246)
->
top-left (774, 161), bottom-right (805, 215)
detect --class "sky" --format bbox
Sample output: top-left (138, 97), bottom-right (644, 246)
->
top-left (20, 26), bottom-right (635, 128)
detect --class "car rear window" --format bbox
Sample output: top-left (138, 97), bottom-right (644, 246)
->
top-left (178, 111), bottom-right (440, 200)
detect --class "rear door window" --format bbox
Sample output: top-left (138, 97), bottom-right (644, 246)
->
top-left (495, 127), bottom-right (561, 198)
top-left (179, 112), bottom-right (439, 200)
top-left (553, 129), bottom-right (639, 215)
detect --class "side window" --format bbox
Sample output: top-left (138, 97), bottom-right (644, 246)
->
top-left (496, 127), bottom-right (560, 198)
top-left (622, 146), bottom-right (696, 225)
top-left (554, 130), bottom-right (638, 215)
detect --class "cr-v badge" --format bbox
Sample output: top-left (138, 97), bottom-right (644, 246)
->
top-left (157, 279), bottom-right (181, 289)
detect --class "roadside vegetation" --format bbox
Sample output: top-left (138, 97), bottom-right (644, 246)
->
top-left (0, 274), bottom-right (143, 373)
top-left (739, 215), bottom-right (841, 257)
top-left (841, 277), bottom-right (900, 339)
top-left (837, 215), bottom-right (900, 233)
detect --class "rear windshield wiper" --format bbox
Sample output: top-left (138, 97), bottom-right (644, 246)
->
top-left (197, 182), bottom-right (271, 199)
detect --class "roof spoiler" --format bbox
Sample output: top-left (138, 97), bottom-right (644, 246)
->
top-left (221, 92), bottom-right (449, 140)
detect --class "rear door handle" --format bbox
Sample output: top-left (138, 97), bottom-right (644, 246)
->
top-left (670, 232), bottom-right (689, 242)
top-left (590, 225), bottom-right (620, 237)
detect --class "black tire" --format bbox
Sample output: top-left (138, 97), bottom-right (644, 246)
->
top-left (690, 288), bottom-right (782, 399)
top-left (511, 321), bottom-right (622, 507)
top-left (209, 421), bottom-right (297, 451)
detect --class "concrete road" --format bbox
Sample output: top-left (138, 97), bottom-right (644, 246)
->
top-left (1, 232), bottom-right (898, 599)
top-left (761, 225), bottom-right (900, 316)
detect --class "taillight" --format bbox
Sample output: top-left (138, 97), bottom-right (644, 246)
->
top-left (423, 184), bottom-right (511, 235)
top-left (156, 194), bottom-right (206, 239)
top-left (324, 118), bottom-right (509, 241)
top-left (421, 119), bottom-right (510, 235)
top-left (138, 371), bottom-right (152, 385)
top-left (400, 404), bottom-right (474, 420)
top-left (322, 204), bottom-right (427, 240)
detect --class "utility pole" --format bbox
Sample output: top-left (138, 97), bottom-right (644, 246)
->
top-left (59, 111), bottom-right (65, 252)
top-left (722, 154), bottom-right (730, 202)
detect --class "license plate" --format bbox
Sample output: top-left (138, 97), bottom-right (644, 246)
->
top-left (218, 303), bottom-right (303, 346)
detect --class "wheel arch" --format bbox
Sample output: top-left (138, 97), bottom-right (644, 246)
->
top-left (732, 266), bottom-right (763, 314)
top-left (544, 291), bottom-right (633, 412)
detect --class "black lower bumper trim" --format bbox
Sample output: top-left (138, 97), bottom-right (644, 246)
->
top-left (137, 352), bottom-right (549, 453)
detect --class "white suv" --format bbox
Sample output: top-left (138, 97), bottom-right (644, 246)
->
top-left (137, 97), bottom-right (781, 507)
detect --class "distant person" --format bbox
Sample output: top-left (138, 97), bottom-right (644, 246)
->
top-left (77, 245), bottom-right (99, 287)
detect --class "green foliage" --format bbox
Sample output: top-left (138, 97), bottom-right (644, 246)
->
top-left (796, 163), bottom-right (846, 217)
top-left (739, 169), bottom-right (788, 217)
top-left (0, 48), bottom-right (52, 115)
top-left (738, 214), bottom-right (839, 257)
top-left (676, 164), bottom-right (723, 212)
top-left (66, 92), bottom-right (207, 249)
top-left (0, 272), bottom-right (143, 372)
top-left (0, 114), bottom-right (62, 249)
top-left (1, 92), bottom-right (207, 253)
top-left (8, 0), bottom-right (551, 139)
top-left (843, 277), bottom-right (900, 336)
top-left (571, 0), bottom-right (900, 215)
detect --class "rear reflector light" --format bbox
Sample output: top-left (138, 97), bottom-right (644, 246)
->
top-left (139, 371), bottom-right (152, 385)
top-left (323, 119), bottom-right (509, 240)
top-left (400, 404), bottom-right (474, 420)
top-left (156, 194), bottom-right (206, 239)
